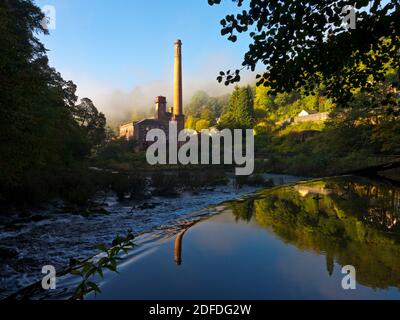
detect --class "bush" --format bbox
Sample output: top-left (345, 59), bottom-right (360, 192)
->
top-left (204, 170), bottom-right (229, 186)
top-left (110, 174), bottom-right (146, 200)
top-left (58, 168), bottom-right (96, 206)
top-left (247, 174), bottom-right (274, 187)
top-left (151, 173), bottom-right (179, 196)
top-left (235, 174), bottom-right (274, 188)
top-left (234, 175), bottom-right (248, 188)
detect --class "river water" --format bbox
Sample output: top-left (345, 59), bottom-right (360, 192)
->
top-left (87, 175), bottom-right (400, 299)
top-left (0, 174), bottom-right (302, 299)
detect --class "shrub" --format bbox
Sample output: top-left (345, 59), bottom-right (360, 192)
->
top-left (151, 173), bottom-right (179, 196)
top-left (110, 174), bottom-right (145, 200)
top-left (58, 168), bottom-right (96, 206)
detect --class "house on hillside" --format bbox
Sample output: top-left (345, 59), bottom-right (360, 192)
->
top-left (298, 109), bottom-right (319, 117)
top-left (294, 110), bottom-right (329, 123)
top-left (275, 110), bottom-right (330, 129)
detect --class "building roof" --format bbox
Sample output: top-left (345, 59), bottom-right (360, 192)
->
top-left (120, 122), bottom-right (134, 127)
top-left (300, 109), bottom-right (319, 115)
top-left (134, 118), bottom-right (163, 126)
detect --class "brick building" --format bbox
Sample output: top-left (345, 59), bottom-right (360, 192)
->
top-left (119, 40), bottom-right (185, 148)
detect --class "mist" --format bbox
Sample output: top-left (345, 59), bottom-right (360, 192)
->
top-left (71, 54), bottom-right (256, 129)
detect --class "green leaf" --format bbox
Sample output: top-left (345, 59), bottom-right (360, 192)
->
top-left (70, 269), bottom-right (82, 276)
top-left (97, 244), bottom-right (108, 252)
top-left (87, 281), bottom-right (101, 294)
top-left (97, 267), bottom-right (104, 279)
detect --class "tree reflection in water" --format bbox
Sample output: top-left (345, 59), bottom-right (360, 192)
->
top-left (227, 176), bottom-right (400, 289)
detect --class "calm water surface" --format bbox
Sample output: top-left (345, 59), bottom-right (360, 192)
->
top-left (89, 176), bottom-right (400, 299)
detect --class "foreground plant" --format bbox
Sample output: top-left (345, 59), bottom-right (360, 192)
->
top-left (70, 230), bottom-right (135, 300)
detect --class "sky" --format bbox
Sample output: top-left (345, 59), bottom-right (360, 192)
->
top-left (34, 0), bottom-right (254, 123)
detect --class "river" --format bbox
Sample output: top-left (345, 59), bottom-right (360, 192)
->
top-left (7, 174), bottom-right (400, 299)
top-left (0, 173), bottom-right (302, 299)
top-left (88, 175), bottom-right (400, 299)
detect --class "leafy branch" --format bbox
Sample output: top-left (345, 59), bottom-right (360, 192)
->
top-left (209, 0), bottom-right (400, 106)
top-left (69, 229), bottom-right (135, 300)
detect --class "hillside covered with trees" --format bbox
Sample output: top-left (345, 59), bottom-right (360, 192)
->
top-left (0, 1), bottom-right (108, 204)
top-left (188, 0), bottom-right (400, 178)
top-left (183, 67), bottom-right (399, 177)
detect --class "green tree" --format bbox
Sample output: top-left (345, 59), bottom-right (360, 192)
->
top-left (185, 115), bottom-right (198, 129)
top-left (208, 95), bottom-right (230, 118)
top-left (195, 119), bottom-right (211, 131)
top-left (74, 98), bottom-right (106, 148)
top-left (219, 86), bottom-right (254, 129)
top-left (200, 105), bottom-right (216, 124)
top-left (0, 0), bottom-right (105, 203)
top-left (185, 91), bottom-right (230, 122)
top-left (210, 0), bottom-right (400, 106)
top-left (254, 86), bottom-right (275, 120)
top-left (185, 91), bottom-right (210, 117)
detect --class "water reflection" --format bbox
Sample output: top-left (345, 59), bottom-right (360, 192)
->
top-left (174, 221), bottom-right (198, 266)
top-left (174, 230), bottom-right (186, 266)
top-left (227, 176), bottom-right (400, 289)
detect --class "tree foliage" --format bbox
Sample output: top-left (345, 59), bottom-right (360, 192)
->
top-left (219, 85), bottom-right (254, 129)
top-left (209, 0), bottom-right (400, 106)
top-left (195, 119), bottom-right (212, 131)
top-left (74, 98), bottom-right (107, 148)
top-left (0, 0), bottom-right (106, 203)
top-left (185, 90), bottom-right (229, 123)
top-left (70, 230), bottom-right (135, 300)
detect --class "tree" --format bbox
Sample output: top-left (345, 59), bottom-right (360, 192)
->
top-left (195, 119), bottom-right (211, 131)
top-left (219, 86), bottom-right (254, 129)
top-left (74, 98), bottom-right (106, 148)
top-left (200, 105), bottom-right (217, 124)
top-left (236, 85), bottom-right (255, 128)
top-left (185, 91), bottom-right (210, 117)
top-left (0, 0), bottom-right (105, 202)
top-left (185, 115), bottom-right (198, 129)
top-left (209, 0), bottom-right (400, 106)
top-left (254, 86), bottom-right (275, 120)
top-left (209, 95), bottom-right (231, 117)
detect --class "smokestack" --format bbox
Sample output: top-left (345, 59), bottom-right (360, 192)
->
top-left (174, 39), bottom-right (183, 116)
top-left (155, 96), bottom-right (167, 121)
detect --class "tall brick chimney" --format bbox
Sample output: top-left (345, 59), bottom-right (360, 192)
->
top-left (173, 39), bottom-right (184, 131)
